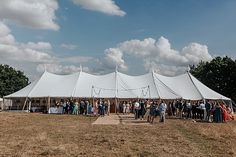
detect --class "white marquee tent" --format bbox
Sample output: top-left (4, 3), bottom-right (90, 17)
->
top-left (4, 70), bottom-right (230, 101)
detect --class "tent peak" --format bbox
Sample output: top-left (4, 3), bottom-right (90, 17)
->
top-left (80, 64), bottom-right (83, 72)
top-left (186, 66), bottom-right (191, 73)
top-left (43, 64), bottom-right (47, 72)
top-left (115, 65), bottom-right (118, 73)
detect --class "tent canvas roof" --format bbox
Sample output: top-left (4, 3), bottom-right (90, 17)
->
top-left (4, 70), bottom-right (230, 100)
top-left (155, 72), bottom-right (230, 100)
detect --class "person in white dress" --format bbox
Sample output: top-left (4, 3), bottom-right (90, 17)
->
top-left (123, 101), bottom-right (126, 114)
top-left (126, 102), bottom-right (130, 114)
top-left (107, 100), bottom-right (110, 115)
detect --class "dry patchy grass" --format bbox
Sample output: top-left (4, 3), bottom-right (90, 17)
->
top-left (0, 112), bottom-right (235, 157)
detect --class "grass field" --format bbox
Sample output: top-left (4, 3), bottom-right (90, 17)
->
top-left (0, 112), bottom-right (235, 157)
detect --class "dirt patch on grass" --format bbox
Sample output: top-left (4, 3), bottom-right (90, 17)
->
top-left (0, 112), bottom-right (235, 157)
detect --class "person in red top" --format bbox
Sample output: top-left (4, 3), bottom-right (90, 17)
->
top-left (226, 106), bottom-right (234, 120)
top-left (221, 103), bottom-right (231, 122)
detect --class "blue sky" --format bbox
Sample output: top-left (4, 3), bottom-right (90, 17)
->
top-left (0, 0), bottom-right (235, 80)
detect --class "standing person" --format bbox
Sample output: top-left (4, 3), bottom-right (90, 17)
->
top-left (212, 102), bottom-right (216, 122)
top-left (149, 102), bottom-right (156, 124)
top-left (183, 101), bottom-right (187, 118)
top-left (107, 100), bottom-right (110, 115)
top-left (155, 101), bottom-right (160, 118)
top-left (98, 100), bottom-right (102, 116)
top-left (101, 101), bottom-right (105, 117)
top-left (123, 101), bottom-right (126, 114)
top-left (62, 100), bottom-right (67, 114)
top-left (93, 100), bottom-right (98, 116)
top-left (226, 106), bottom-right (234, 120)
top-left (140, 100), bottom-right (145, 120)
top-left (69, 100), bottom-right (74, 114)
top-left (104, 101), bottom-right (108, 115)
top-left (134, 101), bottom-right (140, 119)
top-left (205, 100), bottom-right (212, 122)
top-left (168, 102), bottom-right (173, 116)
top-left (192, 102), bottom-right (197, 119)
top-left (126, 101), bottom-right (130, 114)
top-left (178, 100), bottom-right (183, 119)
top-left (199, 101), bottom-right (206, 121)
top-left (214, 103), bottom-right (223, 123)
top-left (196, 101), bottom-right (201, 119)
top-left (66, 100), bottom-right (70, 114)
top-left (175, 100), bottom-right (179, 118)
top-left (87, 101), bottom-right (92, 115)
top-left (73, 101), bottom-right (79, 115)
top-left (144, 100), bottom-right (151, 122)
top-left (186, 100), bottom-right (192, 119)
top-left (119, 102), bottom-right (123, 113)
top-left (159, 101), bottom-right (167, 123)
top-left (85, 100), bottom-right (89, 115)
top-left (171, 100), bottom-right (176, 116)
top-left (80, 100), bottom-right (85, 115)
top-left (221, 104), bottom-right (228, 122)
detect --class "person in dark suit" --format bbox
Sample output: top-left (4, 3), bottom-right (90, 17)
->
top-left (205, 100), bottom-right (212, 121)
top-left (140, 100), bottom-right (145, 120)
top-left (214, 103), bottom-right (223, 123)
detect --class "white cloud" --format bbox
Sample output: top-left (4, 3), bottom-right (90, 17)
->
top-left (36, 63), bottom-right (90, 74)
top-left (0, 22), bottom-right (53, 63)
top-left (104, 48), bottom-right (128, 71)
top-left (0, 22), bottom-right (11, 36)
top-left (0, 22), bottom-right (15, 44)
top-left (181, 43), bottom-right (212, 64)
top-left (107, 36), bottom-right (213, 76)
top-left (0, 44), bottom-right (52, 62)
top-left (119, 38), bottom-right (156, 56)
top-left (144, 61), bottom-right (189, 76)
top-left (60, 43), bottom-right (78, 50)
top-left (21, 42), bottom-right (52, 51)
top-left (72, 0), bottom-right (126, 16)
top-left (0, 0), bottom-right (59, 31)
top-left (0, 21), bottom-right (93, 79)
top-left (59, 56), bottom-right (93, 64)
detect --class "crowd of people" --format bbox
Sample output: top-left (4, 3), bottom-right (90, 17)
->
top-left (119, 100), bottom-right (167, 123)
top-left (167, 100), bottom-right (234, 122)
top-left (52, 98), bottom-right (234, 123)
top-left (55, 99), bottom-right (111, 116)
top-left (118, 99), bottom-right (234, 123)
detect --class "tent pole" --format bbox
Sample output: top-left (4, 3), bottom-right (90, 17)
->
top-left (22, 97), bottom-right (28, 111)
top-left (203, 99), bottom-right (206, 104)
top-left (28, 99), bottom-right (31, 112)
top-left (91, 86), bottom-right (94, 113)
top-left (148, 85), bottom-right (151, 100)
top-left (47, 96), bottom-right (51, 114)
top-left (115, 97), bottom-right (117, 113)
top-left (229, 100), bottom-right (234, 114)
top-left (2, 98), bottom-right (5, 110)
top-left (93, 96), bottom-right (94, 111)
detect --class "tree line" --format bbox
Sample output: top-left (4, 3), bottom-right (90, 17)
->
top-left (0, 64), bottom-right (29, 98)
top-left (190, 56), bottom-right (236, 102)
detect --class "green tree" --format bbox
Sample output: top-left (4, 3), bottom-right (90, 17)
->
top-left (190, 56), bottom-right (236, 102)
top-left (0, 64), bottom-right (29, 97)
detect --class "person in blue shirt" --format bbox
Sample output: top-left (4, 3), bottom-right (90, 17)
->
top-left (159, 100), bottom-right (167, 123)
top-left (149, 102), bottom-right (157, 124)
